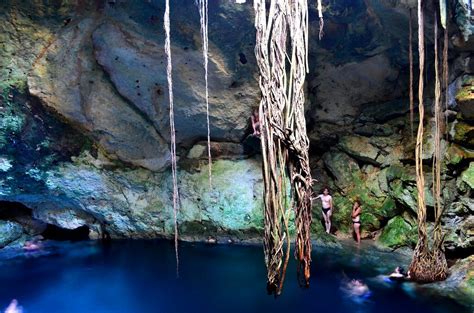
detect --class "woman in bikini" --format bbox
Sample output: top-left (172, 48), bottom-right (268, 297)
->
top-left (351, 200), bottom-right (362, 244)
top-left (313, 187), bottom-right (333, 234)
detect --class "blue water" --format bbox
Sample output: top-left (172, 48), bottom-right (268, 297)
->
top-left (0, 240), bottom-right (469, 313)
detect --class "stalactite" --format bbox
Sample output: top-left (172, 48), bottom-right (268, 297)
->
top-left (164, 0), bottom-right (180, 276)
top-left (197, 0), bottom-right (212, 189)
top-left (254, 0), bottom-right (313, 295)
top-left (409, 2), bottom-right (447, 283)
top-left (409, 8), bottom-right (414, 140)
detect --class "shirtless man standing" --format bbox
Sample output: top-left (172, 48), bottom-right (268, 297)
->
top-left (313, 187), bottom-right (333, 234)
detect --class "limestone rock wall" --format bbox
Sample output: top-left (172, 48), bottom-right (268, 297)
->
top-left (0, 0), bottom-right (472, 256)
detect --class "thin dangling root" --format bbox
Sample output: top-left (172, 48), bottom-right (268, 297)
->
top-left (317, 0), bottom-right (324, 40)
top-left (409, 1), bottom-right (448, 283)
top-left (164, 0), bottom-right (180, 277)
top-left (409, 8), bottom-right (414, 140)
top-left (442, 19), bottom-right (449, 139)
top-left (197, 0), bottom-right (213, 190)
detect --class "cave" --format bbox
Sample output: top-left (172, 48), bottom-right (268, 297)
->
top-left (0, 201), bottom-right (33, 220)
top-left (41, 224), bottom-right (90, 241)
top-left (0, 201), bottom-right (91, 242)
top-left (0, 0), bottom-right (472, 311)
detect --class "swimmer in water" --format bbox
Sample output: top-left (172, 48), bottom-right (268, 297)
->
top-left (389, 266), bottom-right (408, 281)
top-left (347, 279), bottom-right (370, 296)
top-left (23, 236), bottom-right (43, 251)
top-left (4, 299), bottom-right (23, 313)
top-left (341, 278), bottom-right (371, 303)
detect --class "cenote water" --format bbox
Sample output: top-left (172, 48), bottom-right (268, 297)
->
top-left (0, 240), bottom-right (469, 313)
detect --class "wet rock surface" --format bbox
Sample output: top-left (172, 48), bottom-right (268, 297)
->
top-left (0, 220), bottom-right (23, 248)
top-left (0, 2), bottom-right (472, 300)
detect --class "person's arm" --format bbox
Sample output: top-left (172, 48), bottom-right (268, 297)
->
top-left (352, 207), bottom-right (361, 218)
top-left (251, 116), bottom-right (257, 134)
top-left (311, 194), bottom-right (322, 201)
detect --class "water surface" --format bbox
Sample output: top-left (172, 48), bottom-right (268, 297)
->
top-left (0, 240), bottom-right (469, 313)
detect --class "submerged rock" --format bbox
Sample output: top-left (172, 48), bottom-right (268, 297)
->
top-left (422, 255), bottom-right (474, 308)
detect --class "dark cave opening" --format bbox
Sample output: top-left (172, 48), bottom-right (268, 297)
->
top-left (0, 200), bottom-right (33, 220)
top-left (41, 224), bottom-right (90, 241)
top-left (0, 201), bottom-right (90, 241)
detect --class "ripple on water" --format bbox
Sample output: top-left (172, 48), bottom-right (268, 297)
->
top-left (0, 240), bottom-right (470, 313)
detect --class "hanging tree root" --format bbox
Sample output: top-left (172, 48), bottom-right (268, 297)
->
top-left (197, 0), bottom-right (213, 190)
top-left (409, 239), bottom-right (448, 282)
top-left (409, 0), bottom-right (448, 283)
top-left (254, 0), bottom-right (314, 295)
top-left (409, 8), bottom-right (414, 140)
top-left (164, 0), bottom-right (180, 277)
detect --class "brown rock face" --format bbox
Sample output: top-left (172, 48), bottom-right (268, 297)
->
top-left (92, 21), bottom-right (260, 146)
top-left (26, 3), bottom-right (261, 170)
top-left (28, 18), bottom-right (171, 171)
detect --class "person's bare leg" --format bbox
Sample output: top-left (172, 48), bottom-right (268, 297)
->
top-left (322, 212), bottom-right (329, 233)
top-left (327, 210), bottom-right (332, 234)
top-left (355, 223), bottom-right (361, 244)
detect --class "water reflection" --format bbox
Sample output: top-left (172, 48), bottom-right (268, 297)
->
top-left (0, 240), bottom-right (469, 313)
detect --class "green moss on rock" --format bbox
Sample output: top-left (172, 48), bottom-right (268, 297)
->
top-left (451, 121), bottom-right (474, 148)
top-left (460, 162), bottom-right (474, 189)
top-left (332, 196), bottom-right (353, 233)
top-left (378, 216), bottom-right (417, 249)
top-left (455, 76), bottom-right (474, 103)
top-left (463, 271), bottom-right (474, 298)
top-left (386, 164), bottom-right (411, 182)
top-left (446, 144), bottom-right (474, 166)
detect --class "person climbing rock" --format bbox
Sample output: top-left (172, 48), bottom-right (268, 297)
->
top-left (250, 107), bottom-right (261, 137)
top-left (312, 187), bottom-right (333, 234)
top-left (351, 200), bottom-right (362, 244)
